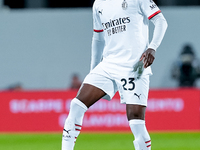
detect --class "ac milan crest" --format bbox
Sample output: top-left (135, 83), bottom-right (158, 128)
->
top-left (122, 0), bottom-right (128, 10)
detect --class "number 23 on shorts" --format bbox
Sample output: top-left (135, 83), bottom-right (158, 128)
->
top-left (121, 78), bottom-right (135, 91)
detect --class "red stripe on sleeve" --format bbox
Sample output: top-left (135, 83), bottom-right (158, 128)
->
top-left (148, 10), bottom-right (161, 20)
top-left (94, 29), bottom-right (104, 32)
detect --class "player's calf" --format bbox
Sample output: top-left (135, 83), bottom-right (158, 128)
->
top-left (129, 119), bottom-right (151, 150)
top-left (62, 98), bottom-right (88, 150)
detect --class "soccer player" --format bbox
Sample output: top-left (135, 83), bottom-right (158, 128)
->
top-left (62, 0), bottom-right (167, 149)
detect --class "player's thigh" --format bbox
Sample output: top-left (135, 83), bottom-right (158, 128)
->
top-left (77, 68), bottom-right (116, 108)
top-left (76, 83), bottom-right (106, 108)
top-left (83, 63), bottom-right (118, 101)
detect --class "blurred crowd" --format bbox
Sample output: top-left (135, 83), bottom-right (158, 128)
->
top-left (171, 44), bottom-right (200, 87)
top-left (5, 73), bottom-right (82, 92)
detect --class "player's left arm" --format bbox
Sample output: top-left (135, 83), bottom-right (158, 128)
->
top-left (140, 13), bottom-right (168, 68)
top-left (139, 0), bottom-right (168, 68)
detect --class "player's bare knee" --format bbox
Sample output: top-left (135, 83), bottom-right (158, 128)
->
top-left (127, 112), bottom-right (144, 120)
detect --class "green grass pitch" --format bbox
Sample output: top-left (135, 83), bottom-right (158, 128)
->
top-left (0, 132), bottom-right (200, 150)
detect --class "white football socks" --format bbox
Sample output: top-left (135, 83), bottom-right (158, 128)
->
top-left (129, 119), bottom-right (151, 150)
top-left (62, 98), bottom-right (88, 150)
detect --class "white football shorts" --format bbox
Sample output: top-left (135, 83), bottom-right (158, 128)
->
top-left (83, 62), bottom-right (150, 106)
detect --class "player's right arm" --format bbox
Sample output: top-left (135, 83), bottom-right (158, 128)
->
top-left (90, 31), bottom-right (105, 71)
top-left (90, 1), bottom-right (105, 71)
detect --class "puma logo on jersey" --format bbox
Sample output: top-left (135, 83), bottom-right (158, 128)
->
top-left (134, 93), bottom-right (141, 99)
top-left (98, 9), bottom-right (103, 15)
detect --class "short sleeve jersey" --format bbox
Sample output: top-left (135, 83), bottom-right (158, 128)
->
top-left (93, 0), bottom-right (161, 72)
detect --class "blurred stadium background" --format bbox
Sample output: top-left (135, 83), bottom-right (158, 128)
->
top-left (0, 0), bottom-right (200, 150)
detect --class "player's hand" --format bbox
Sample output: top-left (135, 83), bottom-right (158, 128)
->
top-left (140, 48), bottom-right (155, 68)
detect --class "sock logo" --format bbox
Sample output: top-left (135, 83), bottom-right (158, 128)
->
top-left (134, 93), bottom-right (141, 99)
top-left (63, 129), bottom-right (71, 134)
top-left (63, 129), bottom-right (71, 139)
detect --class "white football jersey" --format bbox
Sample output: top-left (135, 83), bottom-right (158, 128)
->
top-left (93, 0), bottom-right (161, 74)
